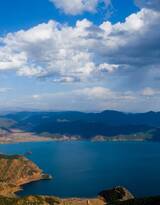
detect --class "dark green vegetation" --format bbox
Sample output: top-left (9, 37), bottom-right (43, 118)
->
top-left (114, 196), bottom-right (160, 205)
top-left (0, 110), bottom-right (160, 141)
top-left (98, 187), bottom-right (160, 204)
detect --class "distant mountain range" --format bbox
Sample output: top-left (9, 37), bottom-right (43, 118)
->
top-left (0, 110), bottom-right (160, 141)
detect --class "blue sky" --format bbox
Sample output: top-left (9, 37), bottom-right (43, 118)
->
top-left (0, 0), bottom-right (159, 112)
top-left (0, 0), bottom-right (138, 33)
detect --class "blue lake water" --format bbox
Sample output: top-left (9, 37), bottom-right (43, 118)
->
top-left (0, 141), bottom-right (160, 198)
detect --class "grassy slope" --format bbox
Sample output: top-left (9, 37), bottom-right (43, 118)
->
top-left (0, 154), bottom-right (48, 196)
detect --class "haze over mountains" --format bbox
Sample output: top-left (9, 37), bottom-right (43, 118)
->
top-left (0, 110), bottom-right (160, 141)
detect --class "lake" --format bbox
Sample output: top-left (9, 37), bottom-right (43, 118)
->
top-left (0, 141), bottom-right (160, 198)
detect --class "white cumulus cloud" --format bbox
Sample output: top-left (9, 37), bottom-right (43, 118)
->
top-left (0, 8), bottom-right (160, 86)
top-left (50, 0), bottom-right (111, 15)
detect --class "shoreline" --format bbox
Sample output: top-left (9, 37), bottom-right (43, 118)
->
top-left (0, 128), bottom-right (153, 144)
top-left (0, 138), bottom-right (154, 145)
top-left (0, 137), bottom-right (54, 144)
top-left (15, 174), bottom-right (52, 196)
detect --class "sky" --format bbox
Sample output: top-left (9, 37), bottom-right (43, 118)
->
top-left (0, 0), bottom-right (160, 112)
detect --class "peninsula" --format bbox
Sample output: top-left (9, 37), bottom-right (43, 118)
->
top-left (0, 154), bottom-right (51, 196)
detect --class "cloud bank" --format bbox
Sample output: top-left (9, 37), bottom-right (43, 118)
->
top-left (0, 7), bottom-right (159, 87)
top-left (2, 86), bottom-right (158, 112)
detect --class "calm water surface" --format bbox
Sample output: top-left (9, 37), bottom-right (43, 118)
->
top-left (0, 141), bottom-right (160, 198)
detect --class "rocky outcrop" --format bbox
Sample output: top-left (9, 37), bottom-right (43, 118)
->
top-left (98, 186), bottom-right (134, 203)
top-left (0, 154), bottom-right (51, 196)
top-left (112, 196), bottom-right (160, 205)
